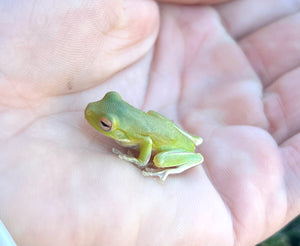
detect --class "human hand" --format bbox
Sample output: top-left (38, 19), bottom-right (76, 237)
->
top-left (0, 0), bottom-right (299, 245)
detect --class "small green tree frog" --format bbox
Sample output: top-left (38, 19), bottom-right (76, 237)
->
top-left (85, 91), bottom-right (204, 182)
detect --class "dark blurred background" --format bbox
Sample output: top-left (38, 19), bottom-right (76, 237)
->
top-left (258, 216), bottom-right (300, 246)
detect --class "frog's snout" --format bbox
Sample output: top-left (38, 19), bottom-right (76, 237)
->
top-left (84, 104), bottom-right (93, 119)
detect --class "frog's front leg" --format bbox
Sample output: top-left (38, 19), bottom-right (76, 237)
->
top-left (142, 149), bottom-right (203, 182)
top-left (112, 148), bottom-right (134, 158)
top-left (113, 136), bottom-right (152, 168)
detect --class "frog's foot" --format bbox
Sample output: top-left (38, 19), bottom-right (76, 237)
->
top-left (142, 169), bottom-right (170, 183)
top-left (112, 148), bottom-right (134, 156)
top-left (142, 161), bottom-right (201, 183)
top-left (112, 148), bottom-right (145, 167)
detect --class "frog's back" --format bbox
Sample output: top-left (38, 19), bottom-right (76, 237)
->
top-left (139, 111), bottom-right (198, 152)
top-left (103, 92), bottom-right (200, 152)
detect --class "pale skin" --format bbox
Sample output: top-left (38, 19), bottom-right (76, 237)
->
top-left (0, 0), bottom-right (300, 245)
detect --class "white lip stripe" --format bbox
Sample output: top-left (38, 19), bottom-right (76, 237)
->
top-left (0, 220), bottom-right (17, 246)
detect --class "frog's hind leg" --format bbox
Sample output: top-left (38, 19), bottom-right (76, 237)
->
top-left (142, 150), bottom-right (203, 182)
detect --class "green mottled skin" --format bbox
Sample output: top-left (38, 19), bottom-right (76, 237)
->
top-left (85, 91), bottom-right (203, 182)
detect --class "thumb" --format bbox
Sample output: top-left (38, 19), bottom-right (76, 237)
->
top-left (0, 0), bottom-right (159, 100)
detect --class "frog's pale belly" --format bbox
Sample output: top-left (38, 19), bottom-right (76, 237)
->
top-left (115, 139), bottom-right (139, 149)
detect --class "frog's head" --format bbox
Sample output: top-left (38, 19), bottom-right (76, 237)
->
top-left (85, 91), bottom-right (124, 139)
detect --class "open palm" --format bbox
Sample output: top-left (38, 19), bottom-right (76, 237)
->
top-left (1, 0), bottom-right (300, 245)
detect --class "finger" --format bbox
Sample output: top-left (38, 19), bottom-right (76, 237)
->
top-left (217, 0), bottom-right (300, 39)
top-left (239, 13), bottom-right (300, 87)
top-left (157, 0), bottom-right (229, 4)
top-left (264, 67), bottom-right (300, 143)
top-left (280, 133), bottom-right (300, 223)
top-left (146, 5), bottom-right (268, 136)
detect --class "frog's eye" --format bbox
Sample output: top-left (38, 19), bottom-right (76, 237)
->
top-left (100, 117), bottom-right (112, 131)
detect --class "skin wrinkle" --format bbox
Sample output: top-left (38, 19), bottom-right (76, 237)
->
top-left (240, 40), bottom-right (270, 87)
top-left (222, 192), bottom-right (239, 246)
top-left (262, 193), bottom-right (269, 244)
top-left (258, 153), bottom-right (285, 242)
top-left (200, 127), bottom-right (236, 244)
top-left (218, 0), bottom-right (300, 40)
top-left (282, 144), bottom-right (300, 207)
top-left (244, 13), bottom-right (300, 86)
top-left (108, 3), bottom-right (159, 52)
top-left (281, 148), bottom-right (297, 225)
top-left (0, 77), bottom-right (32, 108)
top-left (263, 65), bottom-right (300, 143)
top-left (5, 116), bottom-right (36, 140)
top-left (1, 106), bottom-right (36, 137)
top-left (265, 171), bottom-right (288, 239)
top-left (235, 186), bottom-right (265, 246)
top-left (263, 91), bottom-right (288, 144)
top-left (218, 11), bottom-right (231, 37)
top-left (204, 167), bottom-right (237, 245)
top-left (5, 106), bottom-right (81, 141)
top-left (211, 176), bottom-right (242, 246)
top-left (270, 65), bottom-right (300, 92)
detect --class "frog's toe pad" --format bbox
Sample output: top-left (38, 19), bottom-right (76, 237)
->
top-left (142, 170), bottom-right (169, 182)
top-left (144, 167), bottom-right (158, 172)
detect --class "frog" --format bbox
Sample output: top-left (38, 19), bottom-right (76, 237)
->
top-left (84, 91), bottom-right (204, 182)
